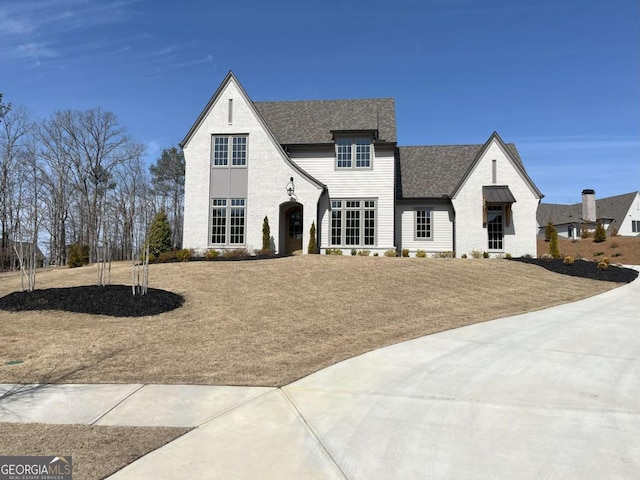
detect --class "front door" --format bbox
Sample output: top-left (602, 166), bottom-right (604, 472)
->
top-left (284, 206), bottom-right (303, 254)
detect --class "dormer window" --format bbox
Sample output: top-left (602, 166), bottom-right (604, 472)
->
top-left (335, 138), bottom-right (372, 169)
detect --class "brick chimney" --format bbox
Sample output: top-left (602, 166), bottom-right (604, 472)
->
top-left (582, 189), bottom-right (596, 222)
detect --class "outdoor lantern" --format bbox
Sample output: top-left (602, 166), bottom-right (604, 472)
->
top-left (286, 177), bottom-right (295, 196)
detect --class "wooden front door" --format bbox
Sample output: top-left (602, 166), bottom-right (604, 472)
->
top-left (284, 206), bottom-right (303, 254)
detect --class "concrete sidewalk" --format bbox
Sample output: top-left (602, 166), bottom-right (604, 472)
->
top-left (1, 269), bottom-right (639, 479)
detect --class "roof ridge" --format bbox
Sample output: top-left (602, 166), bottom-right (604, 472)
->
top-left (254, 97), bottom-right (394, 104)
top-left (540, 191), bottom-right (639, 207)
top-left (400, 144), bottom-right (484, 148)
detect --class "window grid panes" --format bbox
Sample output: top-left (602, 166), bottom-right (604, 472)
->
top-left (211, 199), bottom-right (227, 243)
top-left (229, 199), bottom-right (246, 244)
top-left (364, 208), bottom-right (375, 245)
top-left (289, 211), bottom-right (303, 239)
top-left (212, 135), bottom-right (247, 167)
top-left (213, 137), bottom-right (228, 166)
top-left (355, 140), bottom-right (371, 168)
top-left (211, 198), bottom-right (246, 245)
top-left (336, 139), bottom-right (372, 169)
top-left (416, 210), bottom-right (432, 239)
top-left (487, 205), bottom-right (503, 250)
top-left (345, 209), bottom-right (360, 245)
top-left (331, 199), bottom-right (376, 246)
top-left (331, 201), bottom-right (342, 245)
top-left (336, 140), bottom-right (352, 168)
top-left (232, 137), bottom-right (247, 166)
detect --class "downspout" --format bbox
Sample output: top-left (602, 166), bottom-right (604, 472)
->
top-left (450, 196), bottom-right (457, 257)
top-left (316, 187), bottom-right (326, 252)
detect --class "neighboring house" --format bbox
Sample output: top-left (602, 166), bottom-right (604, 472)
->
top-left (182, 71), bottom-right (543, 257)
top-left (1, 240), bottom-right (46, 270)
top-left (537, 190), bottom-right (640, 239)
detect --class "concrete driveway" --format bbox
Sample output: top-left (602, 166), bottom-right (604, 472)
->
top-left (2, 270), bottom-right (638, 479)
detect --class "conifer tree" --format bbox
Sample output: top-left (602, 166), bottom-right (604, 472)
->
top-left (147, 210), bottom-right (172, 257)
top-left (594, 220), bottom-right (607, 243)
top-left (262, 216), bottom-right (271, 251)
top-left (549, 228), bottom-right (560, 258)
top-left (545, 219), bottom-right (555, 241)
top-left (308, 221), bottom-right (318, 254)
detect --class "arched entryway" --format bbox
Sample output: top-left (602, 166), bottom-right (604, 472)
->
top-left (281, 203), bottom-right (303, 254)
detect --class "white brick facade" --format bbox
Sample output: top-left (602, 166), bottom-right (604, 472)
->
top-left (182, 73), bottom-right (542, 257)
top-left (452, 139), bottom-right (540, 257)
top-left (182, 77), bottom-right (323, 254)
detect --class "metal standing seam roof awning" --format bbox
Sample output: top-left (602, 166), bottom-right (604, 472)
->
top-left (483, 186), bottom-right (516, 203)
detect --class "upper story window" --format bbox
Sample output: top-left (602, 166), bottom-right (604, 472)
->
top-left (212, 135), bottom-right (248, 167)
top-left (335, 139), bottom-right (372, 169)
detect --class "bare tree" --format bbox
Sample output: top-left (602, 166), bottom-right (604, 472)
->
top-left (56, 109), bottom-right (144, 263)
top-left (0, 103), bottom-right (32, 271)
top-left (2, 102), bottom-right (152, 277)
top-left (13, 139), bottom-right (42, 291)
top-left (108, 156), bottom-right (152, 261)
top-left (38, 114), bottom-right (75, 266)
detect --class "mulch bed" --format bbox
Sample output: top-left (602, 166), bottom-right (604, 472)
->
top-left (0, 285), bottom-right (184, 317)
top-left (510, 258), bottom-right (638, 283)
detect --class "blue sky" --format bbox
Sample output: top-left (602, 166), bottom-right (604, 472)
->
top-left (1, 0), bottom-right (638, 204)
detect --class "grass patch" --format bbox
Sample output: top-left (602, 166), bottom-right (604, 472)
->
top-left (0, 423), bottom-right (190, 480)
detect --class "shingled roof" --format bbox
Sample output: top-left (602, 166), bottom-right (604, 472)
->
top-left (398, 143), bottom-right (524, 198)
top-left (537, 203), bottom-right (582, 226)
top-left (254, 98), bottom-right (397, 145)
top-left (537, 191), bottom-right (638, 233)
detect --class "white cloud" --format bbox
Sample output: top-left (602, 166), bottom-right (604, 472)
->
top-left (174, 55), bottom-right (214, 69)
top-left (0, 15), bottom-right (35, 35)
top-left (0, 0), bottom-right (139, 65)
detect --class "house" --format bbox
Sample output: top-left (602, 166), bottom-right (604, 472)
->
top-left (181, 72), bottom-right (543, 258)
top-left (537, 190), bottom-right (640, 239)
top-left (1, 240), bottom-right (46, 270)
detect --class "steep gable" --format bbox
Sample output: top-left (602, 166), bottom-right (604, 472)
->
top-left (596, 192), bottom-right (637, 230)
top-left (398, 141), bottom-right (526, 199)
top-left (180, 71), bottom-right (325, 189)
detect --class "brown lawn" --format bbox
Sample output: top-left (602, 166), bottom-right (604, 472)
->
top-left (537, 235), bottom-right (640, 265)
top-left (0, 256), bottom-right (620, 387)
top-left (0, 256), bottom-right (627, 478)
top-left (0, 423), bottom-right (190, 480)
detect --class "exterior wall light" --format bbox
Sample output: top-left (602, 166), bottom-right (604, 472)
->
top-left (286, 177), bottom-right (295, 196)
